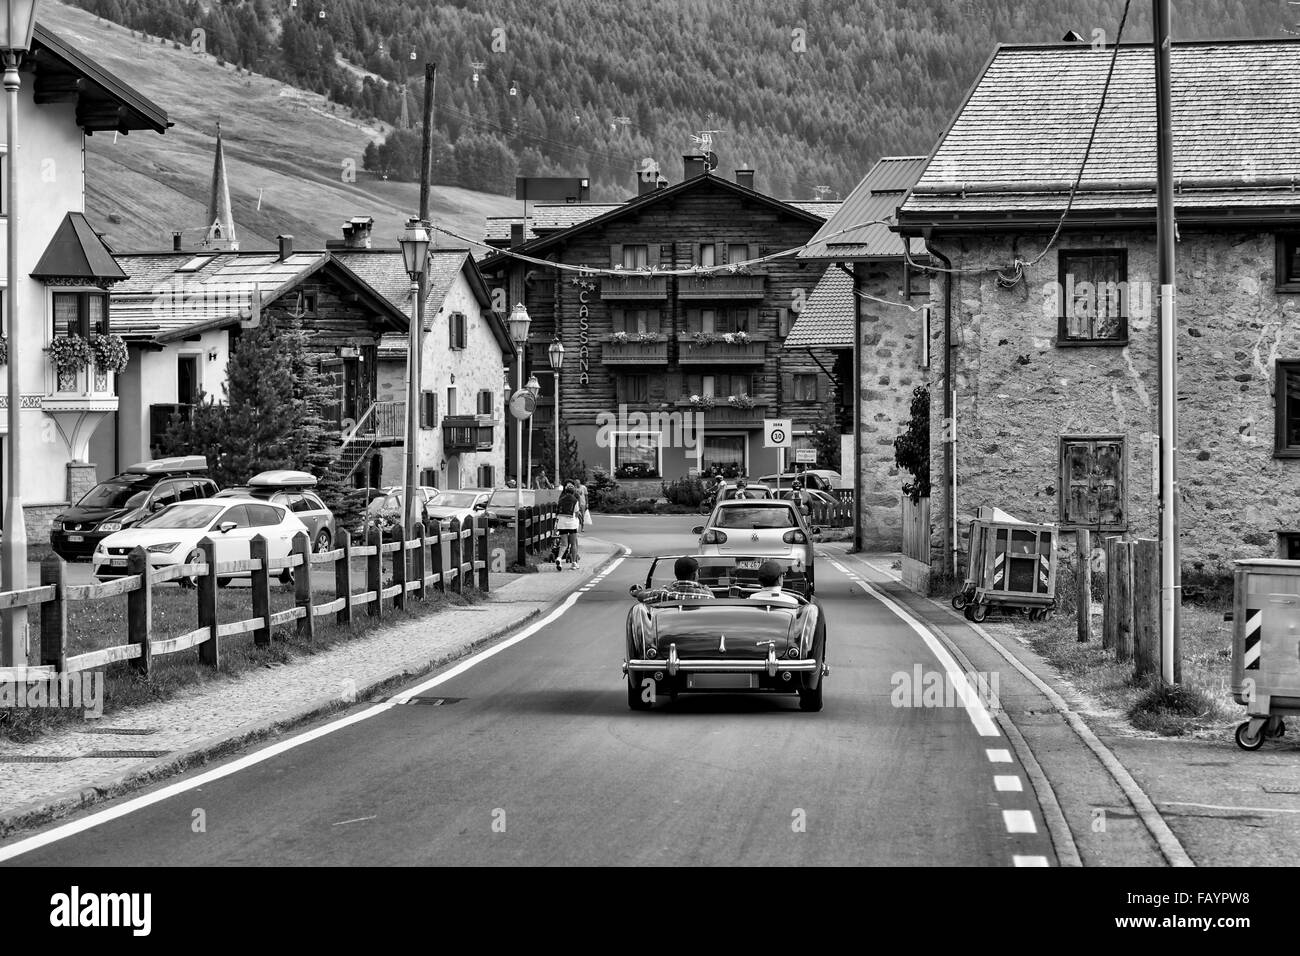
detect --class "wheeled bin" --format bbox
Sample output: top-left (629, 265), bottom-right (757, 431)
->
top-left (964, 516), bottom-right (1058, 623)
top-left (1231, 559), bottom-right (1300, 750)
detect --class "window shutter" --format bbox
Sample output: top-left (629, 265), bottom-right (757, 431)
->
top-left (647, 308), bottom-right (661, 333)
top-left (816, 375), bottom-right (830, 402)
top-left (612, 308), bottom-right (625, 334)
top-left (781, 372), bottom-right (795, 401)
top-left (615, 375), bottom-right (627, 405)
top-left (653, 244), bottom-right (665, 268)
top-left (666, 372), bottom-right (683, 399)
top-left (459, 313), bottom-right (468, 349)
top-left (778, 307), bottom-right (790, 337)
top-left (686, 309), bottom-right (701, 333)
top-left (448, 314), bottom-right (456, 349)
top-left (610, 244), bottom-right (623, 269)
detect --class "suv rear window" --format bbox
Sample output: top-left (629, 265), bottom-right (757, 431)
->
top-left (715, 504), bottom-right (798, 529)
top-left (75, 476), bottom-right (150, 508)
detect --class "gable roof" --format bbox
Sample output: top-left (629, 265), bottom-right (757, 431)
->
top-left (782, 266), bottom-right (854, 349)
top-left (899, 39), bottom-right (1300, 230)
top-left (32, 212), bottom-right (126, 282)
top-left (30, 23), bottom-right (170, 134)
top-left (799, 157), bottom-right (928, 261)
top-left (485, 204), bottom-right (624, 243)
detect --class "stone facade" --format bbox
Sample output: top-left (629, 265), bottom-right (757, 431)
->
top-left (926, 228), bottom-right (1300, 577)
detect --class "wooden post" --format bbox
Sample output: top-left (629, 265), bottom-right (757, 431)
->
top-left (1102, 536), bottom-right (1118, 651)
top-left (515, 503), bottom-right (526, 567)
top-left (413, 522), bottom-right (428, 602)
top-left (126, 546), bottom-right (153, 675)
top-left (393, 522), bottom-right (408, 611)
top-left (292, 531), bottom-right (314, 642)
top-left (1133, 538), bottom-right (1161, 680)
top-left (1075, 529), bottom-right (1091, 642)
top-left (1114, 540), bottom-right (1134, 663)
top-left (433, 523), bottom-right (447, 594)
top-left (367, 524), bottom-right (383, 618)
top-left (197, 536), bottom-right (219, 667)
top-left (250, 534), bottom-right (272, 646)
top-left (39, 554), bottom-right (66, 670)
top-left (336, 529), bottom-right (353, 626)
top-left (477, 514), bottom-right (490, 591)
top-left (449, 516), bottom-right (464, 595)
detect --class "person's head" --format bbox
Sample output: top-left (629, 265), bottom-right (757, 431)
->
top-left (792, 479), bottom-right (803, 491)
top-left (564, 482), bottom-right (576, 493)
top-left (757, 560), bottom-right (784, 588)
top-left (736, 478), bottom-right (747, 489)
top-left (674, 555), bottom-right (700, 581)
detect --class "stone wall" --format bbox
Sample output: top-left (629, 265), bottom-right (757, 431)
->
top-left (926, 228), bottom-right (1300, 577)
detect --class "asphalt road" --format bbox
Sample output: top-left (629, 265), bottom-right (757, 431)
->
top-left (3, 515), bottom-right (1055, 866)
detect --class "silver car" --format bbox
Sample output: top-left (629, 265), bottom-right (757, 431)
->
top-left (693, 499), bottom-right (817, 591)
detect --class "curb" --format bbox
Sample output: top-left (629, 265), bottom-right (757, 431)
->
top-left (0, 543), bottom-right (625, 840)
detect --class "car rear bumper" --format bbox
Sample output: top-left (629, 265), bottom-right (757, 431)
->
top-left (626, 643), bottom-right (818, 677)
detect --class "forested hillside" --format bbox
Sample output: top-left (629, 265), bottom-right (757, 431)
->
top-left (71, 0), bottom-right (1284, 200)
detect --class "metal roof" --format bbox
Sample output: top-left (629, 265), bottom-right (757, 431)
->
top-left (30, 23), bottom-right (170, 134)
top-left (32, 212), bottom-right (126, 281)
top-left (782, 266), bottom-right (854, 349)
top-left (799, 157), bottom-right (928, 260)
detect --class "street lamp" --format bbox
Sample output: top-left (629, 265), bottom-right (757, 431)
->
top-left (398, 217), bottom-right (430, 536)
top-left (508, 303), bottom-right (531, 495)
top-left (1, 0), bottom-right (39, 669)
top-left (524, 372), bottom-right (540, 487)
top-left (548, 337), bottom-right (564, 486)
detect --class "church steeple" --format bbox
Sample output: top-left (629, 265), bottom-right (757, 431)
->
top-left (201, 119), bottom-right (238, 251)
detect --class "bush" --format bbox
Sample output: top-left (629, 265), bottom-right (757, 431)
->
top-left (1128, 680), bottom-right (1223, 736)
top-left (585, 469), bottom-right (621, 511)
top-left (662, 476), bottom-right (706, 507)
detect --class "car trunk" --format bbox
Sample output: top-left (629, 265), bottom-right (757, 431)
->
top-left (650, 605), bottom-right (797, 658)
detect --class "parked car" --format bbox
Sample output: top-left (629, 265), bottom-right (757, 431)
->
top-left (51, 456), bottom-right (217, 562)
top-left (757, 470), bottom-right (844, 492)
top-left (486, 487), bottom-right (537, 527)
top-left (775, 487), bottom-right (840, 512)
top-left (213, 470), bottom-right (336, 552)
top-left (362, 486), bottom-right (443, 537)
top-left (694, 498), bottom-right (817, 591)
top-left (92, 498), bottom-right (309, 587)
top-left (426, 488), bottom-right (493, 529)
top-left (623, 553), bottom-right (827, 711)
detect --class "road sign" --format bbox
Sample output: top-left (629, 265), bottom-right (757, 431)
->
top-left (764, 418), bottom-right (792, 449)
top-left (795, 448), bottom-right (817, 464)
top-left (509, 389), bottom-right (536, 420)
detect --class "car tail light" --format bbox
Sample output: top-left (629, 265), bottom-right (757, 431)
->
top-left (782, 529), bottom-right (807, 544)
top-left (702, 530), bottom-right (728, 545)
top-left (646, 646), bottom-right (657, 659)
top-left (787, 646), bottom-right (800, 659)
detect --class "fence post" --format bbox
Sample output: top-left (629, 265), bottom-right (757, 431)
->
top-left (1114, 540), bottom-right (1134, 662)
top-left (477, 514), bottom-right (490, 591)
top-left (367, 524), bottom-right (383, 619)
top-left (197, 536), bottom-right (219, 667)
top-left (393, 522), bottom-right (408, 611)
top-left (1132, 538), bottom-right (1161, 680)
top-left (1075, 529), bottom-right (1091, 642)
top-left (250, 534), bottom-right (272, 646)
top-left (433, 523), bottom-right (447, 594)
top-left (1102, 536), bottom-right (1118, 651)
top-left (449, 516), bottom-right (464, 595)
top-left (413, 521), bottom-right (428, 603)
top-left (126, 546), bottom-right (153, 675)
top-left (39, 554), bottom-right (67, 670)
top-left (292, 531), bottom-right (314, 642)
top-left (515, 504), bottom-right (526, 567)
top-left (336, 529), bottom-right (353, 626)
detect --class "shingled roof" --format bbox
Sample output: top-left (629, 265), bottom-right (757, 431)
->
top-left (800, 157), bottom-right (927, 260)
top-left (899, 39), bottom-right (1300, 230)
top-left (782, 266), bottom-right (854, 349)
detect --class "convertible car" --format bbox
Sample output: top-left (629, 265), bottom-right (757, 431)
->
top-left (623, 555), bottom-right (828, 712)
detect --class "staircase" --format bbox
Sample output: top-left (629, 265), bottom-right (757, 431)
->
top-left (332, 401), bottom-right (405, 484)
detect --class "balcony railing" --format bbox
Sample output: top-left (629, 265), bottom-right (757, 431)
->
top-left (601, 338), bottom-right (670, 365)
top-left (42, 361), bottom-right (118, 411)
top-left (600, 274), bottom-right (669, 300)
top-left (677, 274), bottom-right (766, 299)
top-left (369, 400), bottom-right (406, 439)
top-left (443, 415), bottom-right (495, 452)
top-left (675, 400), bottom-right (769, 426)
top-left (676, 334), bottom-right (766, 364)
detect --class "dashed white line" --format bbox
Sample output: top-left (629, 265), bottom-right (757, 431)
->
top-left (1014, 855), bottom-right (1050, 867)
top-left (986, 748), bottom-right (1013, 763)
top-left (994, 775), bottom-right (1024, 792)
top-left (1003, 810), bottom-right (1038, 834)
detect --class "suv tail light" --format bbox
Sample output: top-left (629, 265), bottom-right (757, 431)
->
top-left (702, 530), bottom-right (729, 545)
top-left (783, 529), bottom-right (807, 544)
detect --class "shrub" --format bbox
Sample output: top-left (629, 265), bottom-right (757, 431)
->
top-left (662, 476), bottom-right (706, 507)
top-left (1128, 680), bottom-right (1223, 736)
top-left (585, 469), bottom-right (621, 511)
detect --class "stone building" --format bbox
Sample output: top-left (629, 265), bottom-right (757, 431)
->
top-left (895, 37), bottom-right (1300, 578)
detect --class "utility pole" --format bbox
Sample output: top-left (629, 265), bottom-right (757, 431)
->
top-left (404, 62), bottom-right (436, 534)
top-left (1153, 0), bottom-right (1181, 683)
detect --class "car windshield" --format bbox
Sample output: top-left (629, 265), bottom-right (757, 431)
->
top-left (76, 478), bottom-right (149, 509)
top-left (138, 503), bottom-right (224, 529)
top-left (715, 505), bottom-right (797, 529)
top-left (436, 492), bottom-right (480, 507)
top-left (645, 555), bottom-right (808, 596)
top-left (722, 487), bottom-right (772, 500)
top-left (492, 491), bottom-right (519, 507)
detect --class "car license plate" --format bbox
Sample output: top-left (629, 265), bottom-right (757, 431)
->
top-left (66, 534), bottom-right (84, 543)
top-left (688, 674), bottom-right (757, 689)
top-left (108, 557), bottom-right (126, 567)
top-left (736, 560), bottom-right (760, 570)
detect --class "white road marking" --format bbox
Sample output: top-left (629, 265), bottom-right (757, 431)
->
top-left (0, 554), bottom-right (629, 862)
top-left (986, 749), bottom-right (1013, 763)
top-left (1003, 810), bottom-right (1037, 834)
top-left (331, 815), bottom-right (377, 826)
top-left (994, 775), bottom-right (1024, 792)
top-left (1160, 801), bottom-right (1300, 815)
top-left (1014, 855), bottom-right (1049, 867)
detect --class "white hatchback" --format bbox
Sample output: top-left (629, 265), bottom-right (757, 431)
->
top-left (693, 499), bottom-right (817, 591)
top-left (93, 498), bottom-right (309, 585)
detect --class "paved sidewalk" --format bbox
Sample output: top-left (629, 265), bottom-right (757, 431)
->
top-left (0, 538), bottom-right (623, 833)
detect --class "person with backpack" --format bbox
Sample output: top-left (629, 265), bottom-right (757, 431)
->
top-left (555, 481), bottom-right (582, 570)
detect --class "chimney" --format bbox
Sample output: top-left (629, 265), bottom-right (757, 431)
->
top-left (734, 169), bottom-right (755, 190)
top-left (656, 176), bottom-right (669, 190)
top-left (341, 216), bottom-right (374, 249)
top-left (277, 234), bottom-right (294, 260)
top-left (638, 174), bottom-right (658, 197)
top-left (510, 222), bottom-right (525, 247)
top-left (683, 155), bottom-right (707, 180)
top-left (172, 231), bottom-right (183, 252)
top-left (1062, 29), bottom-right (1085, 42)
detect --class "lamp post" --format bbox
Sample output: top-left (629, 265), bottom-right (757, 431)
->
top-left (508, 303), bottom-right (531, 496)
top-left (1, 0), bottom-right (38, 669)
top-left (398, 217), bottom-right (430, 537)
top-left (548, 337), bottom-right (564, 486)
top-left (525, 372), bottom-right (539, 487)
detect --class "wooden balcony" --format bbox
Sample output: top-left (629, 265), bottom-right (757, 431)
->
top-left (600, 274), bottom-right (669, 300)
top-left (443, 415), bottom-right (495, 452)
top-left (677, 274), bottom-right (766, 299)
top-left (676, 334), bottom-right (766, 364)
top-left (675, 400), bottom-right (769, 427)
top-left (600, 338), bottom-right (670, 365)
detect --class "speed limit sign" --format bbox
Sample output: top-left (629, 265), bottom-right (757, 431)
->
top-left (764, 418), bottom-right (792, 448)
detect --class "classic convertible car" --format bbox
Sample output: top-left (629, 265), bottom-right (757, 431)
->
top-left (623, 555), bottom-right (828, 712)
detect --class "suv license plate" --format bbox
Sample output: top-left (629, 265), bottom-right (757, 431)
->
top-left (66, 534), bottom-right (84, 543)
top-left (108, 557), bottom-right (126, 567)
top-left (736, 560), bottom-right (760, 570)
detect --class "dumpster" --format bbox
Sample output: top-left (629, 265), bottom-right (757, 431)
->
top-left (1231, 559), bottom-right (1300, 750)
top-left (964, 512), bottom-right (1057, 623)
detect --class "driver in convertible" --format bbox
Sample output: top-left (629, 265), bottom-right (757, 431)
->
top-left (750, 560), bottom-right (799, 606)
top-left (633, 556), bottom-right (716, 603)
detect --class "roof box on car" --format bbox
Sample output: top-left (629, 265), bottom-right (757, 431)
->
top-left (247, 469), bottom-right (318, 488)
top-left (124, 455), bottom-right (209, 475)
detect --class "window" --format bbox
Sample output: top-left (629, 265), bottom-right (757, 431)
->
top-left (612, 309), bottom-right (661, 334)
top-left (619, 374), bottom-right (649, 403)
top-left (621, 245), bottom-right (648, 270)
top-left (1060, 436), bottom-right (1125, 529)
top-left (447, 386), bottom-right (457, 416)
top-left (682, 373), bottom-right (751, 399)
top-left (214, 505), bottom-right (251, 530)
top-left (1275, 361), bottom-right (1300, 455)
top-left (727, 243), bottom-right (751, 267)
top-left (1057, 250), bottom-right (1127, 344)
top-left (448, 312), bottom-right (467, 350)
top-left (53, 290), bottom-right (109, 341)
top-left (794, 373), bottom-right (818, 401)
top-left (613, 432), bottom-right (660, 478)
top-left (1277, 235), bottom-right (1300, 291)
top-left (178, 356), bottom-right (198, 404)
top-left (477, 389), bottom-right (494, 416)
top-left (698, 243), bottom-right (717, 268)
top-left (420, 390), bottom-right (437, 429)
top-left (477, 464), bottom-right (495, 488)
top-left (421, 468), bottom-right (439, 488)
top-left (248, 504), bottom-right (284, 527)
top-left (702, 435), bottom-right (746, 475)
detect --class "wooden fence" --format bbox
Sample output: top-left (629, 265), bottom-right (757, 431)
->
top-left (901, 496), bottom-right (932, 594)
top-left (808, 500), bottom-right (853, 529)
top-left (1095, 535), bottom-right (1161, 680)
top-left (515, 503), bottom-right (559, 564)
top-left (0, 516), bottom-right (489, 681)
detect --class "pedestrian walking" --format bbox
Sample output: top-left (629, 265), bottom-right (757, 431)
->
top-left (555, 481), bottom-right (582, 570)
top-left (577, 477), bottom-right (590, 530)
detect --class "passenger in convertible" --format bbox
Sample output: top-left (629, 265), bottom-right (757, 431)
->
top-left (633, 556), bottom-right (716, 603)
top-left (750, 560), bottom-right (800, 606)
